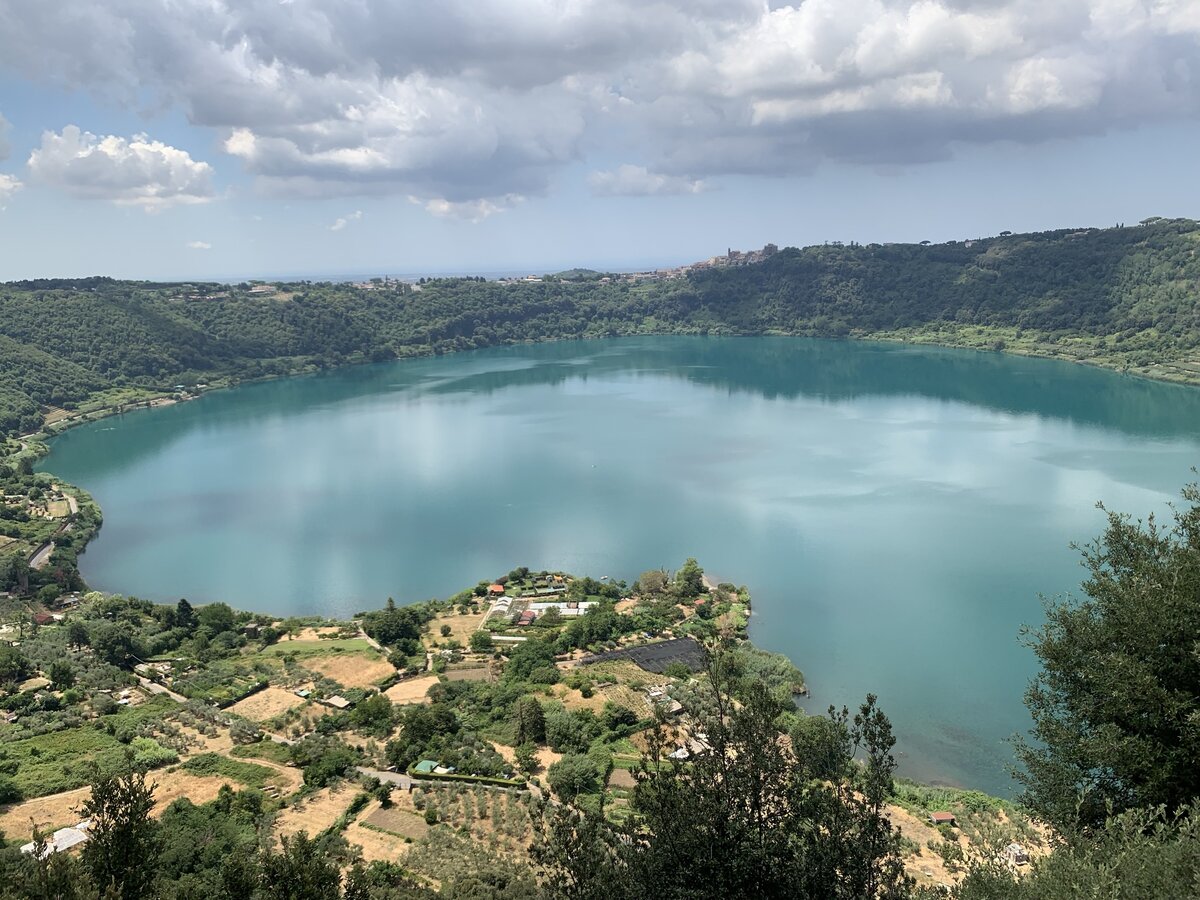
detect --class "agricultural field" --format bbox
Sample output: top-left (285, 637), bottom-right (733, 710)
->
top-left (0, 772), bottom-right (234, 842)
top-left (306, 651), bottom-right (395, 689)
top-left (273, 784), bottom-right (361, 840)
top-left (384, 675), bottom-right (439, 705)
top-left (228, 686), bottom-right (309, 722)
top-left (0, 696), bottom-right (179, 798)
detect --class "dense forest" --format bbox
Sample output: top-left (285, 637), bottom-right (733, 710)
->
top-left (1, 218), bottom-right (1199, 437)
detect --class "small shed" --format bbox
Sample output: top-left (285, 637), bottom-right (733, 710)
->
top-left (929, 811), bottom-right (957, 827)
top-left (323, 695), bottom-right (351, 710)
top-left (488, 584), bottom-right (506, 596)
top-left (413, 760), bottom-right (438, 775)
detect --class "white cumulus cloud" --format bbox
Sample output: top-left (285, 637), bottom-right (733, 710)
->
top-left (27, 125), bottom-right (215, 211)
top-left (0, 1), bottom-right (1198, 205)
top-left (0, 173), bottom-right (21, 208)
top-left (329, 210), bottom-right (363, 231)
top-left (416, 194), bottom-right (521, 223)
top-left (186, 240), bottom-right (211, 250)
top-left (589, 165), bottom-right (707, 197)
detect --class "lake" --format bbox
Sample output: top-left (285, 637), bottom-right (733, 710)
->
top-left (41, 336), bottom-right (1200, 795)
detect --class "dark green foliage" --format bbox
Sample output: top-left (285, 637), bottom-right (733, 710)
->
top-left (467, 631), bottom-right (493, 653)
top-left (1014, 483), bottom-right (1200, 833)
top-left (546, 754), bottom-right (602, 801)
top-left (258, 832), bottom-right (343, 900)
top-left (512, 695), bottom-right (546, 746)
top-left (80, 769), bottom-right (161, 900)
top-left (288, 736), bottom-right (359, 787)
top-left (196, 602), bottom-right (236, 634)
top-left (349, 692), bottom-right (397, 737)
top-left (535, 661), bottom-right (911, 899)
top-left (501, 638), bottom-right (557, 682)
top-left (0, 644), bottom-right (30, 684)
top-left (673, 557), bottom-right (704, 597)
top-left (951, 802), bottom-right (1200, 900)
top-left (362, 598), bottom-right (426, 650)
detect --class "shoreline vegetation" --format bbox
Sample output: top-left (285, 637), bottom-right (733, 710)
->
top-left (0, 558), bottom-right (1049, 896)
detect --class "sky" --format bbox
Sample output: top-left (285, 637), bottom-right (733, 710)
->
top-left (0, 0), bottom-right (1199, 281)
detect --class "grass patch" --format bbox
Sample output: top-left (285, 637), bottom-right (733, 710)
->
top-left (1, 697), bottom-right (176, 799)
top-left (181, 753), bottom-right (279, 789)
top-left (259, 639), bottom-right (374, 657)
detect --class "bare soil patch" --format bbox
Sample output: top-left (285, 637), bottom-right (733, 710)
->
top-left (0, 774), bottom-right (230, 842)
top-left (286, 627), bottom-right (344, 642)
top-left (443, 665), bottom-right (491, 683)
top-left (350, 819), bottom-right (415, 862)
top-left (888, 804), bottom-right (960, 890)
top-left (307, 652), bottom-right (395, 689)
top-left (607, 768), bottom-right (637, 790)
top-left (492, 742), bottom-right (561, 773)
top-left (362, 804), bottom-right (430, 841)
top-left (274, 784), bottom-right (357, 840)
top-left (229, 687), bottom-right (309, 722)
top-left (551, 684), bottom-right (609, 713)
top-left (429, 611), bottom-right (486, 646)
top-left (177, 724), bottom-right (235, 755)
top-left (385, 675), bottom-right (440, 705)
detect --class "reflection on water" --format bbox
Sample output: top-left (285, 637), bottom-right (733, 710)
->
top-left (42, 336), bottom-right (1200, 795)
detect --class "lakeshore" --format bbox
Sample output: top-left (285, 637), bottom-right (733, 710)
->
top-left (0, 562), bottom-right (1045, 893)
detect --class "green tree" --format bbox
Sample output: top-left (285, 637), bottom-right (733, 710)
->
top-left (547, 754), bottom-right (602, 802)
top-left (1015, 484), bottom-right (1200, 833)
top-left (673, 558), bottom-right (705, 597)
top-left (349, 693), bottom-right (396, 737)
top-left (952, 802), bottom-right (1200, 900)
top-left (535, 655), bottom-right (910, 899)
top-left (515, 742), bottom-right (540, 774)
top-left (48, 659), bottom-right (75, 690)
top-left (80, 769), bottom-right (161, 900)
top-left (196, 602), bottom-right (235, 634)
top-left (0, 644), bottom-right (29, 683)
top-left (66, 619), bottom-right (89, 648)
top-left (258, 832), bottom-right (342, 900)
top-left (513, 696), bottom-right (546, 746)
top-left (637, 569), bottom-right (668, 595)
top-left (468, 630), bottom-right (494, 653)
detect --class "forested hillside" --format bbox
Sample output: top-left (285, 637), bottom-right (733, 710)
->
top-left (1, 218), bottom-right (1199, 436)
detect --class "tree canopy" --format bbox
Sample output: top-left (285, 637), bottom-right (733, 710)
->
top-left (1014, 483), bottom-right (1200, 833)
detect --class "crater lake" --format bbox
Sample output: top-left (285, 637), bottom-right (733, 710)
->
top-left (41, 336), bottom-right (1200, 794)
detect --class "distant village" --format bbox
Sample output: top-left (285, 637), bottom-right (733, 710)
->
top-left (494, 243), bottom-right (781, 287)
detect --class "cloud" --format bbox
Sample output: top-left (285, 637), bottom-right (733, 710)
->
top-left (1, 1), bottom-right (1198, 204)
top-left (589, 165), bottom-right (707, 197)
top-left (329, 209), bottom-right (363, 231)
top-left (415, 194), bottom-right (521, 223)
top-left (27, 126), bottom-right (215, 211)
top-left (185, 240), bottom-right (211, 250)
top-left (0, 173), bottom-right (21, 208)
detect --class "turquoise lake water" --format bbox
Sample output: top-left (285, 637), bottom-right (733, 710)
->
top-left (41, 336), bottom-right (1200, 794)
